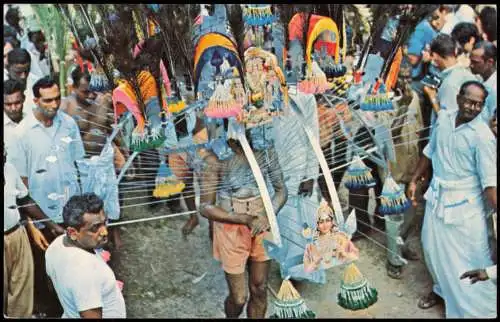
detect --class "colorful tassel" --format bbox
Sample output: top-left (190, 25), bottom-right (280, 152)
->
top-left (337, 263), bottom-right (378, 311)
top-left (379, 175), bottom-right (411, 215)
top-left (344, 156), bottom-right (376, 190)
top-left (204, 81), bottom-right (242, 119)
top-left (89, 68), bottom-right (112, 93)
top-left (129, 132), bottom-right (166, 153)
top-left (298, 60), bottom-right (332, 94)
top-left (153, 161), bottom-right (185, 198)
top-left (360, 80), bottom-right (393, 111)
top-left (242, 5), bottom-right (275, 26)
top-left (269, 279), bottom-right (316, 319)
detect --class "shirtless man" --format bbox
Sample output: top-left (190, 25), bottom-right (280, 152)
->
top-left (199, 138), bottom-right (287, 318)
top-left (61, 67), bottom-right (126, 249)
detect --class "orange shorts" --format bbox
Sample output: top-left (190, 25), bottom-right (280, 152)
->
top-left (212, 221), bottom-right (270, 275)
top-left (168, 128), bottom-right (209, 179)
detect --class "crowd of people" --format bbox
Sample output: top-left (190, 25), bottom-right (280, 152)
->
top-left (3, 4), bottom-right (497, 319)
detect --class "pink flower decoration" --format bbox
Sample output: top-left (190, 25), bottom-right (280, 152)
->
top-left (116, 280), bottom-right (124, 291)
top-left (100, 250), bottom-right (111, 263)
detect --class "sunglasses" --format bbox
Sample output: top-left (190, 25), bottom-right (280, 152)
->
top-left (460, 95), bottom-right (484, 108)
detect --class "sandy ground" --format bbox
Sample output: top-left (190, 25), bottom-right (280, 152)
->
top-left (110, 176), bottom-right (445, 318)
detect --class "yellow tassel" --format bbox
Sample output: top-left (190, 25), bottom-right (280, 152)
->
top-left (167, 100), bottom-right (186, 114)
top-left (153, 181), bottom-right (186, 198)
top-left (147, 18), bottom-right (157, 37)
top-left (343, 263), bottom-right (364, 285)
top-left (276, 280), bottom-right (301, 301)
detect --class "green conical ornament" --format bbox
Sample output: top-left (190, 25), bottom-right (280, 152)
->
top-left (269, 279), bottom-right (316, 319)
top-left (337, 263), bottom-right (378, 311)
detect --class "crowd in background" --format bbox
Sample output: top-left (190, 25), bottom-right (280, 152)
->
top-left (3, 4), bottom-right (497, 319)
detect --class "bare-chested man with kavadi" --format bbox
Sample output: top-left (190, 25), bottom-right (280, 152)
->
top-left (61, 67), bottom-right (126, 249)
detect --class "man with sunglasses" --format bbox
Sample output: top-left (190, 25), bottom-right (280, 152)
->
top-left (7, 76), bottom-right (85, 317)
top-left (407, 81), bottom-right (497, 317)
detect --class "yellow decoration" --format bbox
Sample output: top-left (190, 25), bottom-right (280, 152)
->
top-left (132, 10), bottom-right (144, 42)
top-left (167, 100), bottom-right (186, 114)
top-left (343, 263), bottom-right (364, 284)
top-left (305, 17), bottom-right (340, 68)
top-left (153, 181), bottom-right (186, 198)
top-left (194, 33), bottom-right (239, 74)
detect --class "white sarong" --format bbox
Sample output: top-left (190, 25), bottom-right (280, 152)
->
top-left (422, 175), bottom-right (497, 318)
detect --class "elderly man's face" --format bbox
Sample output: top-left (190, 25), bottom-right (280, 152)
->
top-left (457, 84), bottom-right (486, 123)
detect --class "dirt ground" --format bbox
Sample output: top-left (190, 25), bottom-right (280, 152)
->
top-left (109, 179), bottom-right (445, 318)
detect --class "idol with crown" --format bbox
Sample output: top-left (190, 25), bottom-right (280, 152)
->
top-left (303, 200), bottom-right (359, 272)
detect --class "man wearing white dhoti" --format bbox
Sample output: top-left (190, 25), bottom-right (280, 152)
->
top-left (269, 86), bottom-right (323, 283)
top-left (407, 80), bottom-right (497, 318)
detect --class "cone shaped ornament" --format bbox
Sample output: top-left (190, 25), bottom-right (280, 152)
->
top-left (344, 155), bottom-right (376, 190)
top-left (270, 279), bottom-right (316, 319)
top-left (379, 175), bottom-right (411, 215)
top-left (337, 263), bottom-right (378, 310)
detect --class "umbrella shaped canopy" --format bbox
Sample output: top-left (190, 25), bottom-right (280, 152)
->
top-left (193, 32), bottom-right (245, 97)
top-left (288, 13), bottom-right (340, 67)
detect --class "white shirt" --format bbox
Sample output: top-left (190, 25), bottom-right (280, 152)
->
top-left (486, 265), bottom-right (497, 282)
top-left (4, 162), bottom-right (28, 231)
top-left (3, 111), bottom-right (23, 154)
top-left (480, 71), bottom-right (497, 122)
top-left (484, 71), bottom-right (497, 91)
top-left (23, 41), bottom-right (50, 80)
top-left (45, 235), bottom-right (126, 318)
top-left (8, 110), bottom-right (85, 224)
top-left (441, 5), bottom-right (476, 35)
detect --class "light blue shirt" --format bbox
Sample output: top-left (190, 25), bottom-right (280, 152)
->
top-left (7, 110), bottom-right (85, 224)
top-left (431, 64), bottom-right (477, 127)
top-left (480, 71), bottom-right (497, 123)
top-left (4, 162), bottom-right (29, 231)
top-left (407, 19), bottom-right (439, 79)
top-left (424, 110), bottom-right (496, 190)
